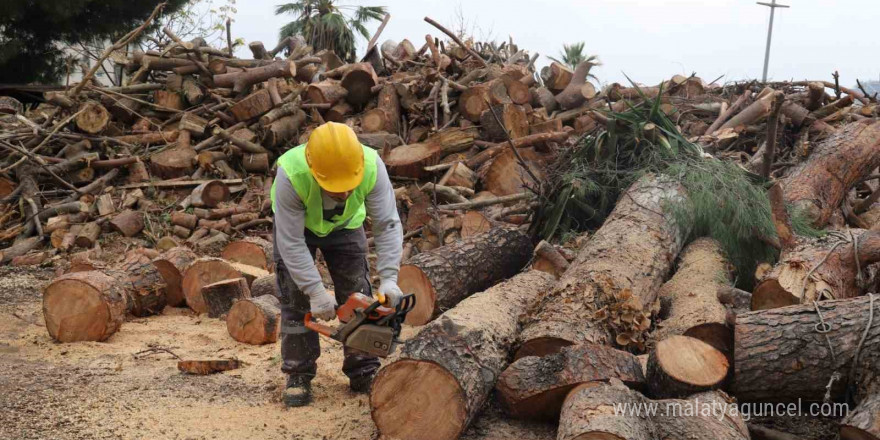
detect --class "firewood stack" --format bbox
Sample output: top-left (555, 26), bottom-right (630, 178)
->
top-left (3, 14), bottom-right (880, 440)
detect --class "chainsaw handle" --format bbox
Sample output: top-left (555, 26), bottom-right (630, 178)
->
top-left (303, 313), bottom-right (335, 337)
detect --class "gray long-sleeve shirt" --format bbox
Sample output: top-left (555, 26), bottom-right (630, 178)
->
top-left (273, 156), bottom-right (403, 299)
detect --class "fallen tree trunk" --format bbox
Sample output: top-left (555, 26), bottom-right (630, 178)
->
top-left (651, 238), bottom-right (733, 354)
top-left (558, 380), bottom-right (749, 440)
top-left (783, 121), bottom-right (880, 227)
top-left (752, 230), bottom-right (880, 310)
top-left (202, 277), bottom-right (250, 318)
top-left (734, 295), bottom-right (880, 402)
top-left (370, 270), bottom-right (556, 440)
top-left (495, 343), bottom-right (645, 421)
top-left (397, 226), bottom-right (533, 326)
top-left (43, 270), bottom-right (128, 342)
top-left (646, 335), bottom-right (730, 398)
top-left (385, 128), bottom-right (475, 179)
top-left (517, 174), bottom-right (691, 358)
top-left (152, 246), bottom-right (198, 307)
top-left (118, 255), bottom-right (167, 317)
top-left (226, 294), bottom-right (281, 345)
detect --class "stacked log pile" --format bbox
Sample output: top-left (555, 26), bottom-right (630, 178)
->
top-left (4, 12), bottom-right (880, 440)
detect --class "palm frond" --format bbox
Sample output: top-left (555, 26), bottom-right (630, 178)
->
top-left (275, 2), bottom-right (307, 16)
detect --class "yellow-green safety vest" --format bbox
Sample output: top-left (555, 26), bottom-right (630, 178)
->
top-left (270, 144), bottom-right (378, 237)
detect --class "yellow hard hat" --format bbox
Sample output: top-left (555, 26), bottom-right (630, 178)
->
top-left (305, 122), bottom-right (364, 192)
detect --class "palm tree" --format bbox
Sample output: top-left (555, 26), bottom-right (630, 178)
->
top-left (275, 0), bottom-right (386, 62)
top-left (549, 42), bottom-right (599, 70)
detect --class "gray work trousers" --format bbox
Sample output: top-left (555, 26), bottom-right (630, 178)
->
top-left (272, 225), bottom-right (380, 382)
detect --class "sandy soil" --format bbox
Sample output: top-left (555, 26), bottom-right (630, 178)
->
top-left (0, 264), bottom-right (555, 440)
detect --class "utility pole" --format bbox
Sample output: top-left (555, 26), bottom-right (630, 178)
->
top-left (758, 0), bottom-right (790, 82)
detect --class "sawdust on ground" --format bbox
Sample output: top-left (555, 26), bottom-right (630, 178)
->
top-left (0, 265), bottom-right (555, 440)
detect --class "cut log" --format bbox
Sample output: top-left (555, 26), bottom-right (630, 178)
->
top-left (531, 240), bottom-right (570, 278)
top-left (517, 174), bottom-right (691, 358)
top-left (181, 76), bottom-right (204, 106)
top-left (150, 146), bottom-right (196, 179)
top-left (783, 121), bottom-right (880, 227)
top-left (340, 63), bottom-right (378, 106)
top-left (495, 343), bottom-right (645, 421)
top-left (171, 211), bottom-right (198, 230)
top-left (226, 294), bottom-right (281, 345)
top-left (459, 211), bottom-right (492, 239)
top-left (720, 89), bottom-right (778, 131)
top-left (153, 90), bottom-right (184, 110)
top-left (370, 271), bottom-right (556, 440)
top-left (735, 295), bottom-right (880, 402)
top-left (96, 194), bottom-right (115, 217)
top-left (190, 181), bottom-right (230, 208)
top-left (559, 381), bottom-right (749, 440)
top-left (250, 274), bottom-right (278, 298)
top-left (458, 84), bottom-right (490, 122)
top-left (530, 87), bottom-right (558, 113)
top-left (213, 60), bottom-right (295, 93)
top-left (555, 60), bottom-right (596, 110)
top-left (652, 238), bottom-right (733, 354)
top-left (74, 222), bottom-right (102, 248)
top-left (480, 147), bottom-right (545, 196)
top-left (306, 80), bottom-right (348, 105)
top-left (229, 89), bottom-right (273, 122)
top-left (752, 230), bottom-right (880, 310)
top-left (262, 110), bottom-right (307, 148)
top-left (385, 128), bottom-right (475, 179)
top-left (177, 359), bottom-right (242, 375)
top-left (220, 237), bottom-right (273, 272)
top-left (153, 246), bottom-right (198, 307)
top-left (109, 210), bottom-right (144, 237)
top-left (76, 101), bottom-right (110, 134)
top-left (242, 153), bottom-right (270, 173)
top-left (201, 277), bottom-right (250, 318)
top-left (540, 62), bottom-right (573, 93)
top-left (43, 271), bottom-right (127, 342)
top-left (438, 162), bottom-right (475, 189)
top-left (325, 101), bottom-right (353, 122)
top-left (480, 104), bottom-right (529, 141)
top-left (181, 257), bottom-right (244, 314)
top-left (397, 226), bottom-right (533, 325)
top-left (118, 258), bottom-right (167, 317)
top-left (646, 335), bottom-right (729, 398)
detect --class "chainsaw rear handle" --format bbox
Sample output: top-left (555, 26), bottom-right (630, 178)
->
top-left (303, 313), bottom-right (335, 337)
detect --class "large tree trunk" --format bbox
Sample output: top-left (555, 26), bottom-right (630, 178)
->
top-left (783, 121), bottom-right (880, 227)
top-left (43, 271), bottom-right (128, 342)
top-left (734, 295), bottom-right (880, 402)
top-left (752, 230), bottom-right (880, 310)
top-left (646, 335), bottom-right (729, 399)
top-left (558, 380), bottom-right (749, 440)
top-left (370, 270), bottom-right (556, 440)
top-left (220, 237), bottom-right (273, 272)
top-left (384, 128), bottom-right (475, 179)
top-left (226, 294), bottom-right (281, 345)
top-left (398, 226), bottom-right (534, 325)
top-left (517, 174), bottom-right (691, 358)
top-left (651, 238), bottom-right (733, 354)
top-left (181, 257), bottom-right (245, 314)
top-left (152, 246), bottom-right (198, 307)
top-left (495, 343), bottom-right (645, 421)
top-left (118, 254), bottom-right (167, 317)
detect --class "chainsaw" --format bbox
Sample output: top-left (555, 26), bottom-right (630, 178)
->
top-left (304, 292), bottom-right (415, 358)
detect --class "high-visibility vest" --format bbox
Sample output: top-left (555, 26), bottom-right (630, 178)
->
top-left (270, 144), bottom-right (378, 237)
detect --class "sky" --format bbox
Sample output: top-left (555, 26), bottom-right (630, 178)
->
top-left (217, 0), bottom-right (880, 87)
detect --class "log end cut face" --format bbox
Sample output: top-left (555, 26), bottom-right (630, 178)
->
top-left (221, 241), bottom-right (269, 271)
top-left (227, 299), bottom-right (278, 345)
top-left (153, 260), bottom-right (185, 307)
top-left (656, 336), bottom-right (729, 387)
top-left (371, 359), bottom-right (467, 440)
top-left (182, 259), bottom-right (242, 314)
top-left (751, 278), bottom-right (801, 311)
top-left (398, 265), bottom-right (436, 326)
top-left (514, 335), bottom-right (575, 360)
top-left (43, 272), bottom-right (115, 342)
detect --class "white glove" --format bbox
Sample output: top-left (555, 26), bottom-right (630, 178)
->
top-left (309, 290), bottom-right (337, 321)
top-left (378, 280), bottom-right (404, 308)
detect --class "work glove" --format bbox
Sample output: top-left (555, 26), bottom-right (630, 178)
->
top-left (309, 290), bottom-right (338, 321)
top-left (378, 280), bottom-right (404, 308)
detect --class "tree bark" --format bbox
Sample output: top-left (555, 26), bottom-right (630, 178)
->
top-left (261, 110), bottom-right (307, 148)
top-left (190, 180), bottom-right (230, 208)
top-left (540, 62), bottom-right (573, 93)
top-left (783, 121), bottom-right (880, 227)
top-left (213, 60), bottom-right (295, 94)
top-left (518, 174), bottom-right (691, 358)
top-left (555, 61), bottom-right (596, 110)
top-left (250, 274), bottom-right (278, 298)
top-left (652, 238), bottom-right (733, 354)
top-left (385, 128), bottom-right (475, 179)
top-left (495, 343), bottom-right (645, 421)
top-left (734, 295), bottom-right (880, 402)
top-left (226, 294), bottom-right (280, 345)
top-left (152, 246), bottom-right (198, 307)
top-left (43, 271), bottom-right (127, 342)
top-left (201, 277), bottom-right (250, 318)
top-left (479, 104), bottom-right (529, 141)
top-left (370, 270), bottom-right (556, 440)
top-left (118, 258), bottom-right (167, 317)
top-left (220, 237), bottom-right (273, 272)
top-left (306, 80), bottom-right (348, 105)
top-left (530, 87), bottom-right (558, 113)
top-left (397, 226), bottom-right (533, 325)
top-left (181, 257), bottom-right (246, 314)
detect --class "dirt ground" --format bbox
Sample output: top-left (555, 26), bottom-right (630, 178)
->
top-left (0, 264), bottom-right (555, 440)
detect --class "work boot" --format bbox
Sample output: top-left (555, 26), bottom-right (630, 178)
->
top-left (283, 375), bottom-right (312, 407)
top-left (349, 371), bottom-right (375, 394)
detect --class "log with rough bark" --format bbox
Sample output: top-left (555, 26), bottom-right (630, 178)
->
top-left (495, 343), bottom-right (644, 421)
top-left (555, 61), bottom-right (596, 110)
top-left (480, 104), bottom-right (529, 141)
top-left (220, 237), bottom-right (273, 272)
top-left (540, 62), bottom-right (573, 93)
top-left (118, 256), bottom-right (167, 317)
top-left (652, 238), bottom-right (733, 354)
top-left (109, 209), bottom-right (144, 237)
top-left (228, 88), bottom-right (273, 121)
top-left (752, 230), bottom-right (880, 310)
top-left (385, 128), bottom-right (475, 179)
top-left (43, 271), bottom-right (127, 342)
top-left (531, 87), bottom-right (558, 113)
top-left (250, 274), bottom-right (278, 298)
top-left (734, 295), bottom-right (879, 402)
top-left (306, 80), bottom-right (348, 105)
top-left (213, 60), bottom-right (295, 94)
top-left (150, 146), bottom-right (196, 179)
top-left (171, 211), bottom-right (198, 230)
top-left (262, 110), bottom-right (307, 148)
top-left (646, 335), bottom-right (729, 398)
top-left (783, 121), bottom-right (880, 227)
top-left (558, 380), bottom-right (749, 440)
top-left (362, 83), bottom-right (400, 133)
top-left (397, 226), bottom-right (533, 325)
top-left (181, 258), bottom-right (245, 314)
top-left (226, 294), bottom-right (281, 345)
top-left (190, 180), bottom-right (230, 208)
top-left (153, 246), bottom-right (198, 307)
top-left (518, 174), bottom-right (691, 359)
top-left (370, 270), bottom-right (556, 440)
top-left (201, 277), bottom-right (250, 318)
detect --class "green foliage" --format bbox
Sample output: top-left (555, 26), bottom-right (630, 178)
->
top-left (532, 83), bottom-right (818, 287)
top-left (0, 0), bottom-right (188, 83)
top-left (275, 0), bottom-right (386, 63)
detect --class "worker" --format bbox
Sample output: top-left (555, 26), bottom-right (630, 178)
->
top-left (270, 122), bottom-right (403, 407)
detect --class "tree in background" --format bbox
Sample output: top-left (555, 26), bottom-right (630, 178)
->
top-left (0, 0), bottom-right (188, 84)
top-left (275, 0), bottom-right (386, 62)
top-left (549, 42), bottom-right (599, 70)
